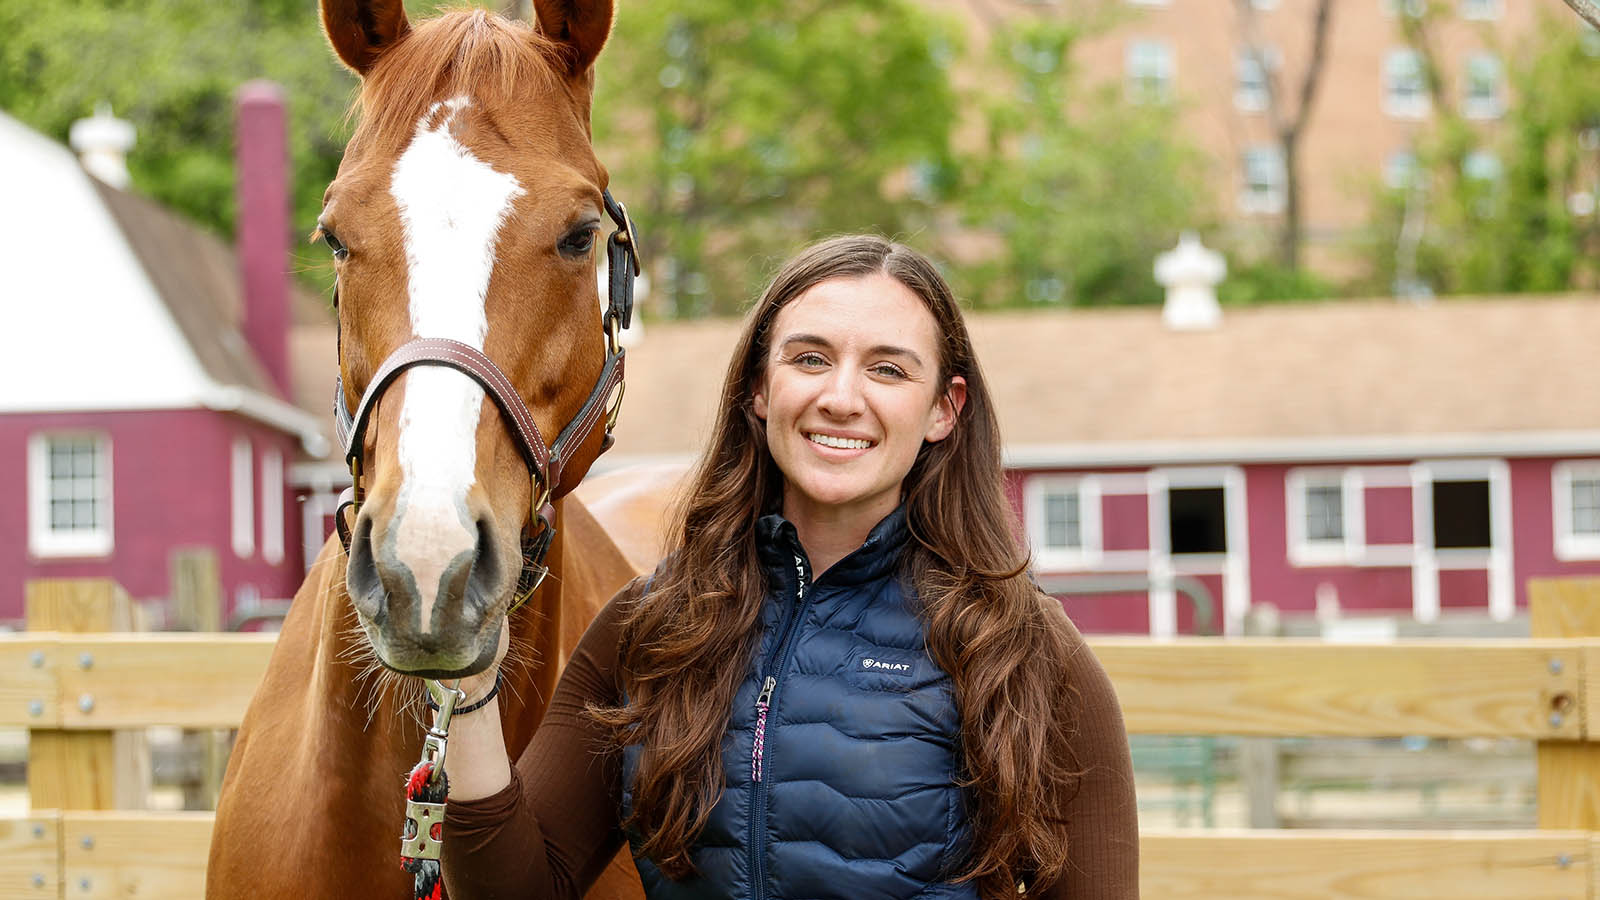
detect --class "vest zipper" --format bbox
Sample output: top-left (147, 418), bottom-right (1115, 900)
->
top-left (750, 553), bottom-right (809, 900)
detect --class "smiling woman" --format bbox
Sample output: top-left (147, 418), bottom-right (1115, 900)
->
top-left (439, 236), bottom-right (1139, 900)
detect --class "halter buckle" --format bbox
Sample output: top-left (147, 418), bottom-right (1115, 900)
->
top-left (604, 379), bottom-right (626, 433)
top-left (613, 199), bottom-right (641, 276)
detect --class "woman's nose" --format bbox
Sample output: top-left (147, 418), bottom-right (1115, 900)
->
top-left (816, 368), bottom-right (866, 418)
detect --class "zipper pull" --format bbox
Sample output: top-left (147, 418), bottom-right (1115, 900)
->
top-left (756, 675), bottom-right (776, 708)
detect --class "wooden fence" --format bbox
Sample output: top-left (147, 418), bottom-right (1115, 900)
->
top-left (2, 577), bottom-right (1597, 899)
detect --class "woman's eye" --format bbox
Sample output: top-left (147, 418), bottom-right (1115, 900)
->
top-left (872, 363), bottom-right (908, 379)
top-left (794, 353), bottom-right (828, 368)
top-left (559, 227), bottom-right (598, 257)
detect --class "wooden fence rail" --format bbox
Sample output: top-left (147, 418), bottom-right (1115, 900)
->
top-left (0, 576), bottom-right (1596, 898)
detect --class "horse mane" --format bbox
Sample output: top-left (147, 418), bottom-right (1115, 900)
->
top-left (352, 7), bottom-right (569, 148)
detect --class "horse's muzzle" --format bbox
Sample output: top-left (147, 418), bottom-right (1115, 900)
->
top-left (345, 505), bottom-right (511, 676)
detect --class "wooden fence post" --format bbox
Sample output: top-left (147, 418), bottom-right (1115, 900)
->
top-left (170, 548), bottom-right (229, 810)
top-left (1530, 577), bottom-right (1600, 829)
top-left (25, 579), bottom-right (149, 811)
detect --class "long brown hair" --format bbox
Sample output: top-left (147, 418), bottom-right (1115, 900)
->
top-left (591, 235), bottom-right (1083, 896)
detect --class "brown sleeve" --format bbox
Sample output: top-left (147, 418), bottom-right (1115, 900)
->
top-left (1037, 614), bottom-right (1141, 900)
top-left (441, 584), bottom-right (636, 899)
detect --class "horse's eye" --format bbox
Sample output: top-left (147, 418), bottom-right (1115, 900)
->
top-left (320, 228), bottom-right (349, 261)
top-left (558, 226), bottom-right (597, 258)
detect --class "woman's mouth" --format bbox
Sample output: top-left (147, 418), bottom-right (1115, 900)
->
top-left (806, 432), bottom-right (874, 451)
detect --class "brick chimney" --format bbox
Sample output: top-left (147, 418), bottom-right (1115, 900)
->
top-left (235, 80), bottom-right (291, 396)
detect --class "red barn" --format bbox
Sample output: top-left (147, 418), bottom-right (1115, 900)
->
top-left (577, 293), bottom-right (1600, 636)
top-left (0, 91), bottom-right (328, 623)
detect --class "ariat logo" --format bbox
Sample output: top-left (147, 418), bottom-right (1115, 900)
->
top-left (861, 657), bottom-right (912, 674)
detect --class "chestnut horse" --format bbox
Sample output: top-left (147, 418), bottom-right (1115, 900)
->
top-left (207, 2), bottom-right (659, 897)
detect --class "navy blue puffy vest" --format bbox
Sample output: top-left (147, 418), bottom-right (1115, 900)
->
top-left (621, 507), bottom-right (981, 900)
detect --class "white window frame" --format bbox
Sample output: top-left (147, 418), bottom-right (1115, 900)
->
top-left (1024, 475), bottom-right (1103, 571)
top-left (1235, 46), bottom-right (1280, 113)
top-left (1462, 53), bottom-right (1502, 120)
top-left (1411, 459), bottom-right (1513, 623)
top-left (1384, 48), bottom-right (1431, 119)
top-left (232, 437), bottom-right (255, 559)
top-left (1460, 0), bottom-right (1500, 21)
top-left (1126, 40), bottom-right (1175, 104)
top-left (1286, 468), bottom-right (1367, 567)
top-left (27, 432), bottom-right (114, 559)
top-left (1239, 144), bottom-right (1286, 214)
top-left (261, 447), bottom-right (285, 565)
top-left (1554, 461), bottom-right (1600, 561)
top-left (1384, 149), bottom-right (1419, 190)
top-left (1383, 0), bottom-right (1428, 16)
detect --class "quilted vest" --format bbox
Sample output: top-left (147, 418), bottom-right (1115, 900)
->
top-left (621, 507), bottom-right (980, 900)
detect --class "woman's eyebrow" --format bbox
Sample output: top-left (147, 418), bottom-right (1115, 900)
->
top-left (779, 334), bottom-right (924, 368)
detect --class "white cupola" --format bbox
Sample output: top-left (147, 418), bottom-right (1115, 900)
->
top-left (1154, 231), bottom-right (1226, 331)
top-left (69, 102), bottom-right (136, 189)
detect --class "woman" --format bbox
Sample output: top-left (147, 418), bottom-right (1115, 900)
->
top-left (442, 236), bottom-right (1139, 899)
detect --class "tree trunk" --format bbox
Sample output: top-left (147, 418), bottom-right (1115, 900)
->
top-left (1279, 134), bottom-right (1301, 269)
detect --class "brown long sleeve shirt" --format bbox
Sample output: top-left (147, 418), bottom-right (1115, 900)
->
top-left (442, 586), bottom-right (1140, 899)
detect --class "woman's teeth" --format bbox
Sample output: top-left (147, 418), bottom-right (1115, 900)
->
top-left (807, 433), bottom-right (872, 450)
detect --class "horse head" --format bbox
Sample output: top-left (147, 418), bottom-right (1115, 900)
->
top-left (317, 0), bottom-right (626, 678)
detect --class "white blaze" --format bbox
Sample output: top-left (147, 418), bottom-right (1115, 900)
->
top-left (389, 96), bottom-right (524, 628)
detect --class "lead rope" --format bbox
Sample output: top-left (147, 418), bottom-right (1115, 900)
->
top-left (399, 681), bottom-right (464, 900)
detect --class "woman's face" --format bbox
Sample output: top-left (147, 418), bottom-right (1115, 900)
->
top-left (753, 273), bottom-right (966, 526)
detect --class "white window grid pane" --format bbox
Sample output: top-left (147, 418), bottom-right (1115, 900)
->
top-left (1044, 492), bottom-right (1082, 549)
top-left (1574, 478), bottom-right (1600, 535)
top-left (1461, 0), bottom-right (1499, 21)
top-left (1306, 486), bottom-right (1344, 542)
top-left (45, 437), bottom-right (106, 535)
top-left (1384, 49), bottom-right (1429, 118)
top-left (1127, 40), bottom-right (1173, 103)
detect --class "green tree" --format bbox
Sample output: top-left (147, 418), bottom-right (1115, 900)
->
top-left (0, 0), bottom-right (450, 297)
top-left (955, 21), bottom-right (1208, 308)
top-left (1362, 7), bottom-right (1600, 295)
top-left (593, 0), bottom-right (961, 317)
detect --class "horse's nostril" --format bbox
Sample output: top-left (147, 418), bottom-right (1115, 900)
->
top-left (473, 516), bottom-right (502, 589)
top-left (346, 514), bottom-right (383, 617)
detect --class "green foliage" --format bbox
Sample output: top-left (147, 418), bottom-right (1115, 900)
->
top-left (1217, 258), bottom-right (1335, 305)
top-left (0, 0), bottom-right (446, 298)
top-left (954, 21), bottom-right (1209, 308)
top-left (1361, 10), bottom-right (1600, 295)
top-left (593, 0), bottom-right (961, 317)
top-left (2, 0), bottom-right (1212, 313)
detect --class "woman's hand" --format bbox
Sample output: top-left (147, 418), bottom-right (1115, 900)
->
top-left (440, 617), bottom-right (513, 800)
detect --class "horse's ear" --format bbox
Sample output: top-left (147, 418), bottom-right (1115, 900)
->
top-left (532, 0), bottom-right (614, 74)
top-left (320, 0), bottom-right (410, 75)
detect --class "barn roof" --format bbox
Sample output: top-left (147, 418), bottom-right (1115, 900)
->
top-left (0, 110), bottom-right (326, 454)
top-left (601, 294), bottom-right (1600, 469)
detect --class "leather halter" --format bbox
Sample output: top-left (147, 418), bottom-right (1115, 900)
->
top-left (330, 190), bottom-right (639, 600)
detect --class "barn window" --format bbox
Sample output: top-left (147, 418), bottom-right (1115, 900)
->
top-left (1169, 487), bottom-right (1227, 554)
top-left (1554, 462), bottom-right (1600, 560)
top-left (1432, 479), bottom-right (1491, 549)
top-left (1026, 475), bottom-right (1102, 568)
top-left (27, 433), bottom-right (113, 558)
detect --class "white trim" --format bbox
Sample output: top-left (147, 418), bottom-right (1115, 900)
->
top-left (26, 432), bottom-right (114, 558)
top-left (1410, 459), bottom-right (1514, 622)
top-left (1553, 461), bottom-right (1600, 561)
top-left (1096, 473), bottom-right (1150, 495)
top-left (1149, 466), bottom-right (1250, 636)
top-left (301, 489), bottom-right (342, 572)
top-left (232, 437), bottom-right (255, 559)
top-left (200, 384), bottom-right (330, 457)
top-left (1286, 467), bottom-right (1366, 567)
top-left (1024, 474), bottom-right (1103, 571)
top-left (1001, 430), bottom-right (1600, 469)
top-left (261, 448), bottom-right (285, 565)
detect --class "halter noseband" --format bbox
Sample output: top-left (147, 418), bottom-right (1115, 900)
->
top-left (330, 190), bottom-right (639, 602)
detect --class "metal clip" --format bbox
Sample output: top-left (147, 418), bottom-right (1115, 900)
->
top-left (401, 798), bottom-right (447, 861)
top-left (422, 679), bottom-right (465, 785)
top-left (349, 455), bottom-right (364, 506)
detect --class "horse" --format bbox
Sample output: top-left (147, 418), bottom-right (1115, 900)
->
top-left (207, 2), bottom-right (664, 896)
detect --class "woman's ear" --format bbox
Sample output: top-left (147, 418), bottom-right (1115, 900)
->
top-left (925, 376), bottom-right (967, 443)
